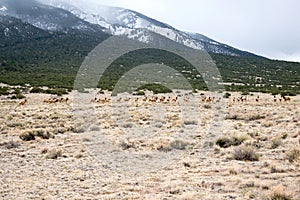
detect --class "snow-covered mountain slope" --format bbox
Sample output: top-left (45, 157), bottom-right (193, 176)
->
top-left (0, 0), bottom-right (104, 32)
top-left (0, 14), bottom-right (51, 47)
top-left (40, 0), bottom-right (258, 57)
top-left (0, 0), bottom-right (258, 57)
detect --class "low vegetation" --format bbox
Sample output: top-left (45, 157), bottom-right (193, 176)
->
top-left (266, 185), bottom-right (293, 200)
top-left (216, 135), bottom-right (248, 148)
top-left (136, 83), bottom-right (172, 94)
top-left (285, 147), bottom-right (300, 163)
top-left (233, 146), bottom-right (259, 161)
top-left (45, 149), bottom-right (63, 159)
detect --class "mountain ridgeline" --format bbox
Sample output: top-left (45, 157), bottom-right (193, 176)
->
top-left (0, 0), bottom-right (299, 95)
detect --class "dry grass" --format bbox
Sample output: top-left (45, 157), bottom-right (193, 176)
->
top-left (0, 91), bottom-right (299, 199)
top-left (266, 185), bottom-right (293, 200)
top-left (285, 147), bottom-right (300, 163)
top-left (233, 145), bottom-right (259, 161)
top-left (216, 134), bottom-right (248, 148)
top-left (45, 149), bottom-right (63, 159)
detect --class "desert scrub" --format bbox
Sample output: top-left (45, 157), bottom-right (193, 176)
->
top-left (225, 114), bottom-right (240, 120)
top-left (270, 138), bottom-right (282, 149)
top-left (285, 147), bottom-right (300, 163)
top-left (233, 146), bottom-right (259, 161)
top-left (20, 129), bottom-right (54, 141)
top-left (0, 140), bottom-right (20, 149)
top-left (157, 140), bottom-right (189, 152)
top-left (170, 140), bottom-right (189, 150)
top-left (119, 140), bottom-right (135, 150)
top-left (19, 131), bottom-right (35, 141)
top-left (216, 135), bottom-right (248, 148)
top-left (266, 185), bottom-right (293, 200)
top-left (203, 104), bottom-right (212, 109)
top-left (46, 149), bottom-right (63, 159)
top-left (183, 120), bottom-right (198, 125)
top-left (225, 114), bottom-right (265, 121)
top-left (247, 114), bottom-right (265, 121)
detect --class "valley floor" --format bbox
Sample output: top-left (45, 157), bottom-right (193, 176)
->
top-left (0, 91), bottom-right (299, 199)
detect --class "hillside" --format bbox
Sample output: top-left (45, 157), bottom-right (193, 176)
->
top-left (0, 0), bottom-right (299, 95)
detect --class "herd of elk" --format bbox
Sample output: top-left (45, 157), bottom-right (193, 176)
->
top-left (14, 93), bottom-right (292, 109)
top-left (231, 95), bottom-right (292, 103)
top-left (43, 97), bottom-right (69, 104)
top-left (92, 96), bottom-right (179, 104)
top-left (91, 97), bottom-right (111, 103)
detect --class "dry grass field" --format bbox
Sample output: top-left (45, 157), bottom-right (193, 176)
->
top-left (0, 91), bottom-right (299, 199)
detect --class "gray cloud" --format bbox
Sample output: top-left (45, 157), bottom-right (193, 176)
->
top-left (55, 0), bottom-right (300, 61)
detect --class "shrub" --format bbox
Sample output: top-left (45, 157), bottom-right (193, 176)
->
top-left (170, 140), bottom-right (189, 150)
top-left (225, 114), bottom-right (240, 120)
top-left (233, 146), bottom-right (259, 161)
top-left (1, 141), bottom-right (20, 149)
top-left (241, 91), bottom-right (250, 95)
top-left (11, 93), bottom-right (26, 99)
top-left (46, 149), bottom-right (62, 159)
top-left (285, 147), bottom-right (300, 163)
top-left (30, 87), bottom-right (44, 93)
top-left (247, 114), bottom-right (265, 121)
top-left (203, 104), bottom-right (212, 109)
top-left (35, 130), bottom-right (53, 139)
top-left (133, 90), bottom-right (145, 96)
top-left (137, 83), bottom-right (172, 94)
top-left (216, 136), bottom-right (232, 148)
top-left (19, 131), bottom-right (35, 141)
top-left (223, 92), bottom-right (231, 98)
top-left (271, 138), bottom-right (282, 149)
top-left (267, 185), bottom-right (293, 200)
top-left (216, 135), bottom-right (248, 148)
top-left (119, 141), bottom-right (135, 150)
top-left (0, 87), bottom-right (9, 96)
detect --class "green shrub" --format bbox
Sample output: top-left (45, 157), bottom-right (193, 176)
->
top-left (223, 92), bottom-right (231, 98)
top-left (241, 91), bottom-right (249, 95)
top-left (137, 83), bottom-right (172, 94)
top-left (30, 87), bottom-right (44, 93)
top-left (11, 93), bottom-right (26, 99)
top-left (133, 90), bottom-right (145, 96)
top-left (0, 87), bottom-right (9, 96)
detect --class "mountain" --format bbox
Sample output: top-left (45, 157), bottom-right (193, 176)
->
top-left (0, 0), bottom-right (104, 32)
top-left (39, 0), bottom-right (259, 57)
top-left (0, 0), bottom-right (299, 94)
top-left (0, 14), bottom-right (51, 47)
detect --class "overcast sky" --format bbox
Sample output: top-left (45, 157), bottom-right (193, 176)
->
top-left (65, 0), bottom-right (300, 62)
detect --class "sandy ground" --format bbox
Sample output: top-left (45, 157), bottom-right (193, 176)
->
top-left (0, 91), bottom-right (299, 200)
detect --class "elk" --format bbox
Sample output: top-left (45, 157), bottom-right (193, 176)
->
top-left (18, 99), bottom-right (27, 106)
top-left (14, 98), bottom-right (27, 110)
top-left (281, 94), bottom-right (291, 102)
top-left (171, 96), bottom-right (178, 103)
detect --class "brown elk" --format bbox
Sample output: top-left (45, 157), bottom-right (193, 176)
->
top-left (18, 99), bottom-right (27, 106)
top-left (281, 94), bottom-right (291, 102)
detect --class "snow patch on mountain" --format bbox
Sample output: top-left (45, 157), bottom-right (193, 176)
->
top-left (38, 0), bottom-right (258, 57)
top-left (4, 27), bottom-right (9, 36)
top-left (110, 26), bottom-right (152, 43)
top-left (0, 6), bottom-right (7, 12)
